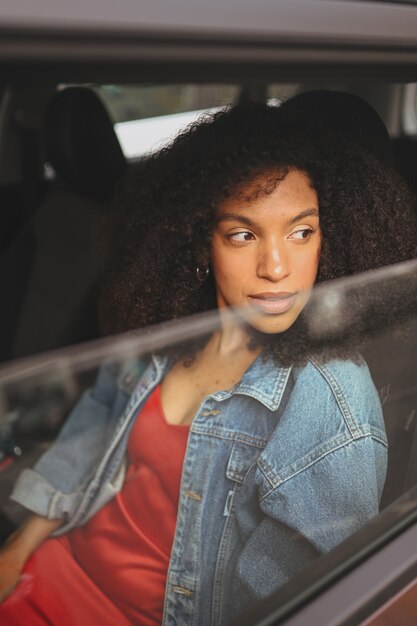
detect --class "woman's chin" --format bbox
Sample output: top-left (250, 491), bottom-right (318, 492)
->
top-left (246, 311), bottom-right (302, 335)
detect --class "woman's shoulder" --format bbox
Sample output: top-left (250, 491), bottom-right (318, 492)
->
top-left (256, 355), bottom-right (387, 495)
top-left (301, 353), bottom-right (375, 388)
top-left (291, 355), bottom-right (384, 433)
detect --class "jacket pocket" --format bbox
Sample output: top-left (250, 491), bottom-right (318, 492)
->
top-left (226, 440), bottom-right (264, 485)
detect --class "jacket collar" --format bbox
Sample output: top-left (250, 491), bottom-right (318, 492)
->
top-left (117, 354), bottom-right (168, 395)
top-left (148, 352), bottom-right (292, 413)
top-left (120, 353), bottom-right (292, 412)
top-left (221, 353), bottom-right (292, 412)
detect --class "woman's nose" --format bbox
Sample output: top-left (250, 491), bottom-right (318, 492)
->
top-left (256, 240), bottom-right (290, 281)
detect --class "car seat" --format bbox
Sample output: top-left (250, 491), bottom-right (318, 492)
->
top-left (0, 86), bottom-right (127, 362)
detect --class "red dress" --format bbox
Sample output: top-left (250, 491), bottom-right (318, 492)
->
top-left (0, 385), bottom-right (189, 626)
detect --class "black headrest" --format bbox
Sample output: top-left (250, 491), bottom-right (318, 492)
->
top-left (45, 87), bottom-right (127, 199)
top-left (279, 90), bottom-right (391, 158)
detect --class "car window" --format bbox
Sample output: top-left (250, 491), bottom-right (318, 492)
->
top-left (1, 78), bottom-right (417, 626)
top-left (96, 84), bottom-right (239, 158)
top-left (96, 84), bottom-right (239, 123)
top-left (0, 258), bottom-right (417, 625)
top-left (2, 0), bottom-right (417, 622)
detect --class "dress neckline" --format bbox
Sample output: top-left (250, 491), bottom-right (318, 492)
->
top-left (154, 384), bottom-right (190, 430)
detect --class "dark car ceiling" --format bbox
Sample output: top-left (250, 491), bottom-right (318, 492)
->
top-left (2, 0), bottom-right (417, 84)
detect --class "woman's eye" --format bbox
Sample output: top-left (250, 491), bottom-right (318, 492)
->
top-left (289, 228), bottom-right (313, 241)
top-left (228, 231), bottom-right (255, 243)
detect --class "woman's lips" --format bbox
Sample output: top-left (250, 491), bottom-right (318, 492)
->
top-left (247, 292), bottom-right (297, 315)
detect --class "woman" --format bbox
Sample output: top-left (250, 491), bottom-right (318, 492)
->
top-left (0, 104), bottom-right (416, 626)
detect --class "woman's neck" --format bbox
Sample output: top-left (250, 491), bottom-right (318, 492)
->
top-left (209, 308), bottom-right (262, 360)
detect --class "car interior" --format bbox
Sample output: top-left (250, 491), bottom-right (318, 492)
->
top-left (1, 78), bottom-right (417, 623)
top-left (1, 82), bottom-right (415, 357)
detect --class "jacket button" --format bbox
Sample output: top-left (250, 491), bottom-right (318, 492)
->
top-left (185, 490), bottom-right (202, 501)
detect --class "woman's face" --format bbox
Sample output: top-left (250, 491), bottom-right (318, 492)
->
top-left (211, 169), bottom-right (321, 334)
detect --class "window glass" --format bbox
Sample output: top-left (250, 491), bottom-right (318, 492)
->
top-left (0, 260), bottom-right (417, 623)
top-left (402, 83), bottom-right (417, 135)
top-left (96, 84), bottom-right (239, 158)
top-left (268, 83), bottom-right (299, 105)
top-left (1, 80), bottom-right (417, 625)
top-left (96, 84), bottom-right (239, 123)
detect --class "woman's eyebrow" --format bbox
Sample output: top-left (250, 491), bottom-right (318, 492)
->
top-left (287, 208), bottom-right (319, 225)
top-left (215, 213), bottom-right (256, 227)
top-left (216, 208), bottom-right (319, 227)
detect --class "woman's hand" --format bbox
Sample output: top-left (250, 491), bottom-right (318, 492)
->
top-left (0, 540), bottom-right (27, 602)
top-left (0, 514), bottom-right (63, 603)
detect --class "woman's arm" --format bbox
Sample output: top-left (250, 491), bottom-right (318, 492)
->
top-left (228, 435), bottom-right (387, 619)
top-left (10, 361), bottom-right (130, 522)
top-left (0, 514), bottom-right (63, 602)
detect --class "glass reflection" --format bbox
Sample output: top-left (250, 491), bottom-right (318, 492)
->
top-left (0, 100), bottom-right (417, 626)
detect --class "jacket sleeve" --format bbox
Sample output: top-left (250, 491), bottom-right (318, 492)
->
top-left (9, 361), bottom-right (130, 520)
top-left (230, 433), bottom-right (387, 612)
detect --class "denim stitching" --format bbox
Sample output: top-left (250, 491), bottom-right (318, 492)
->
top-left (309, 357), bottom-right (360, 438)
top-left (190, 425), bottom-right (267, 448)
top-left (258, 426), bottom-right (378, 489)
top-left (258, 434), bottom-right (387, 499)
top-left (235, 366), bottom-right (292, 411)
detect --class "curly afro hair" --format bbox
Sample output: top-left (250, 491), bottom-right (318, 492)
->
top-left (99, 103), bottom-right (417, 365)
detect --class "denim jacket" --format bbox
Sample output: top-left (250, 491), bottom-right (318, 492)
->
top-left (11, 353), bottom-right (387, 626)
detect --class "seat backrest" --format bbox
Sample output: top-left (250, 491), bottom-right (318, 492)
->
top-left (45, 86), bottom-right (127, 200)
top-left (0, 86), bottom-right (127, 362)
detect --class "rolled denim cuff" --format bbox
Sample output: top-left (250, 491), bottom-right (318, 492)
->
top-left (9, 468), bottom-right (82, 520)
